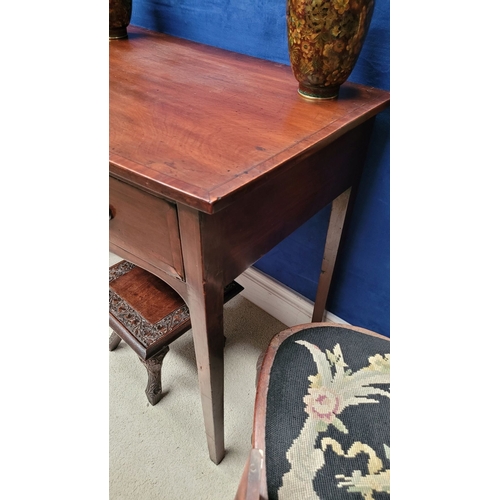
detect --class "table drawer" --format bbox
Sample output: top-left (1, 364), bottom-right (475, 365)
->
top-left (109, 176), bottom-right (184, 280)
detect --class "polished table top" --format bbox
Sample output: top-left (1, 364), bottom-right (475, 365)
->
top-left (110, 26), bottom-right (390, 214)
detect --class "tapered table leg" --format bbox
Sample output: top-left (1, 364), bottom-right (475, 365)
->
top-left (312, 188), bottom-right (351, 322)
top-left (189, 287), bottom-right (225, 464)
top-left (178, 205), bottom-right (226, 464)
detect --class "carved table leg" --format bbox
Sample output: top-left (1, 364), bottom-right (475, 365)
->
top-left (139, 346), bottom-right (170, 406)
top-left (109, 331), bottom-right (122, 351)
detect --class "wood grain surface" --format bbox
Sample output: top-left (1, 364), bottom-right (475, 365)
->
top-left (110, 26), bottom-right (390, 214)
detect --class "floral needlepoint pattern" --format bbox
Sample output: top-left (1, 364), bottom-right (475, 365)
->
top-left (304, 386), bottom-right (342, 423)
top-left (321, 440), bottom-right (390, 499)
top-left (276, 340), bottom-right (390, 499)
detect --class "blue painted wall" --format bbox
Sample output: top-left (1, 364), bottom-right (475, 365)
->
top-left (130, 0), bottom-right (390, 336)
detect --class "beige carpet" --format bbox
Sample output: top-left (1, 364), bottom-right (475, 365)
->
top-left (109, 252), bottom-right (287, 499)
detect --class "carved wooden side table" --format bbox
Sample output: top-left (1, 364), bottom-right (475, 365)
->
top-left (109, 260), bottom-right (243, 405)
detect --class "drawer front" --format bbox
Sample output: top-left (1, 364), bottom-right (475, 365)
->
top-left (109, 176), bottom-right (184, 280)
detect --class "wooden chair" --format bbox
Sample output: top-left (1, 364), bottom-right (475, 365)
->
top-left (235, 323), bottom-right (390, 500)
top-left (109, 260), bottom-right (243, 405)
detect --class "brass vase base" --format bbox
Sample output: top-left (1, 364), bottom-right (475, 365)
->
top-left (298, 84), bottom-right (339, 101)
top-left (109, 27), bottom-right (128, 40)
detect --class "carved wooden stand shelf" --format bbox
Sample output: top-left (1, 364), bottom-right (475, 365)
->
top-left (109, 260), bottom-right (243, 405)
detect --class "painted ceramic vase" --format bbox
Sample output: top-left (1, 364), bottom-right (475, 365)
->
top-left (109, 0), bottom-right (132, 40)
top-left (286, 0), bottom-right (375, 99)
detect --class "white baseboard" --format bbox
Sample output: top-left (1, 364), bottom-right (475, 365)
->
top-left (235, 267), bottom-right (349, 328)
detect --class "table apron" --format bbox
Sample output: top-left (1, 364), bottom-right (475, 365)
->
top-left (202, 118), bottom-right (375, 285)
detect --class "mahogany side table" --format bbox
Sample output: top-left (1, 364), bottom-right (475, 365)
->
top-left (109, 26), bottom-right (390, 464)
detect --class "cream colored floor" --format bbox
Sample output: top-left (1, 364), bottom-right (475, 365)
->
top-left (109, 252), bottom-right (286, 499)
